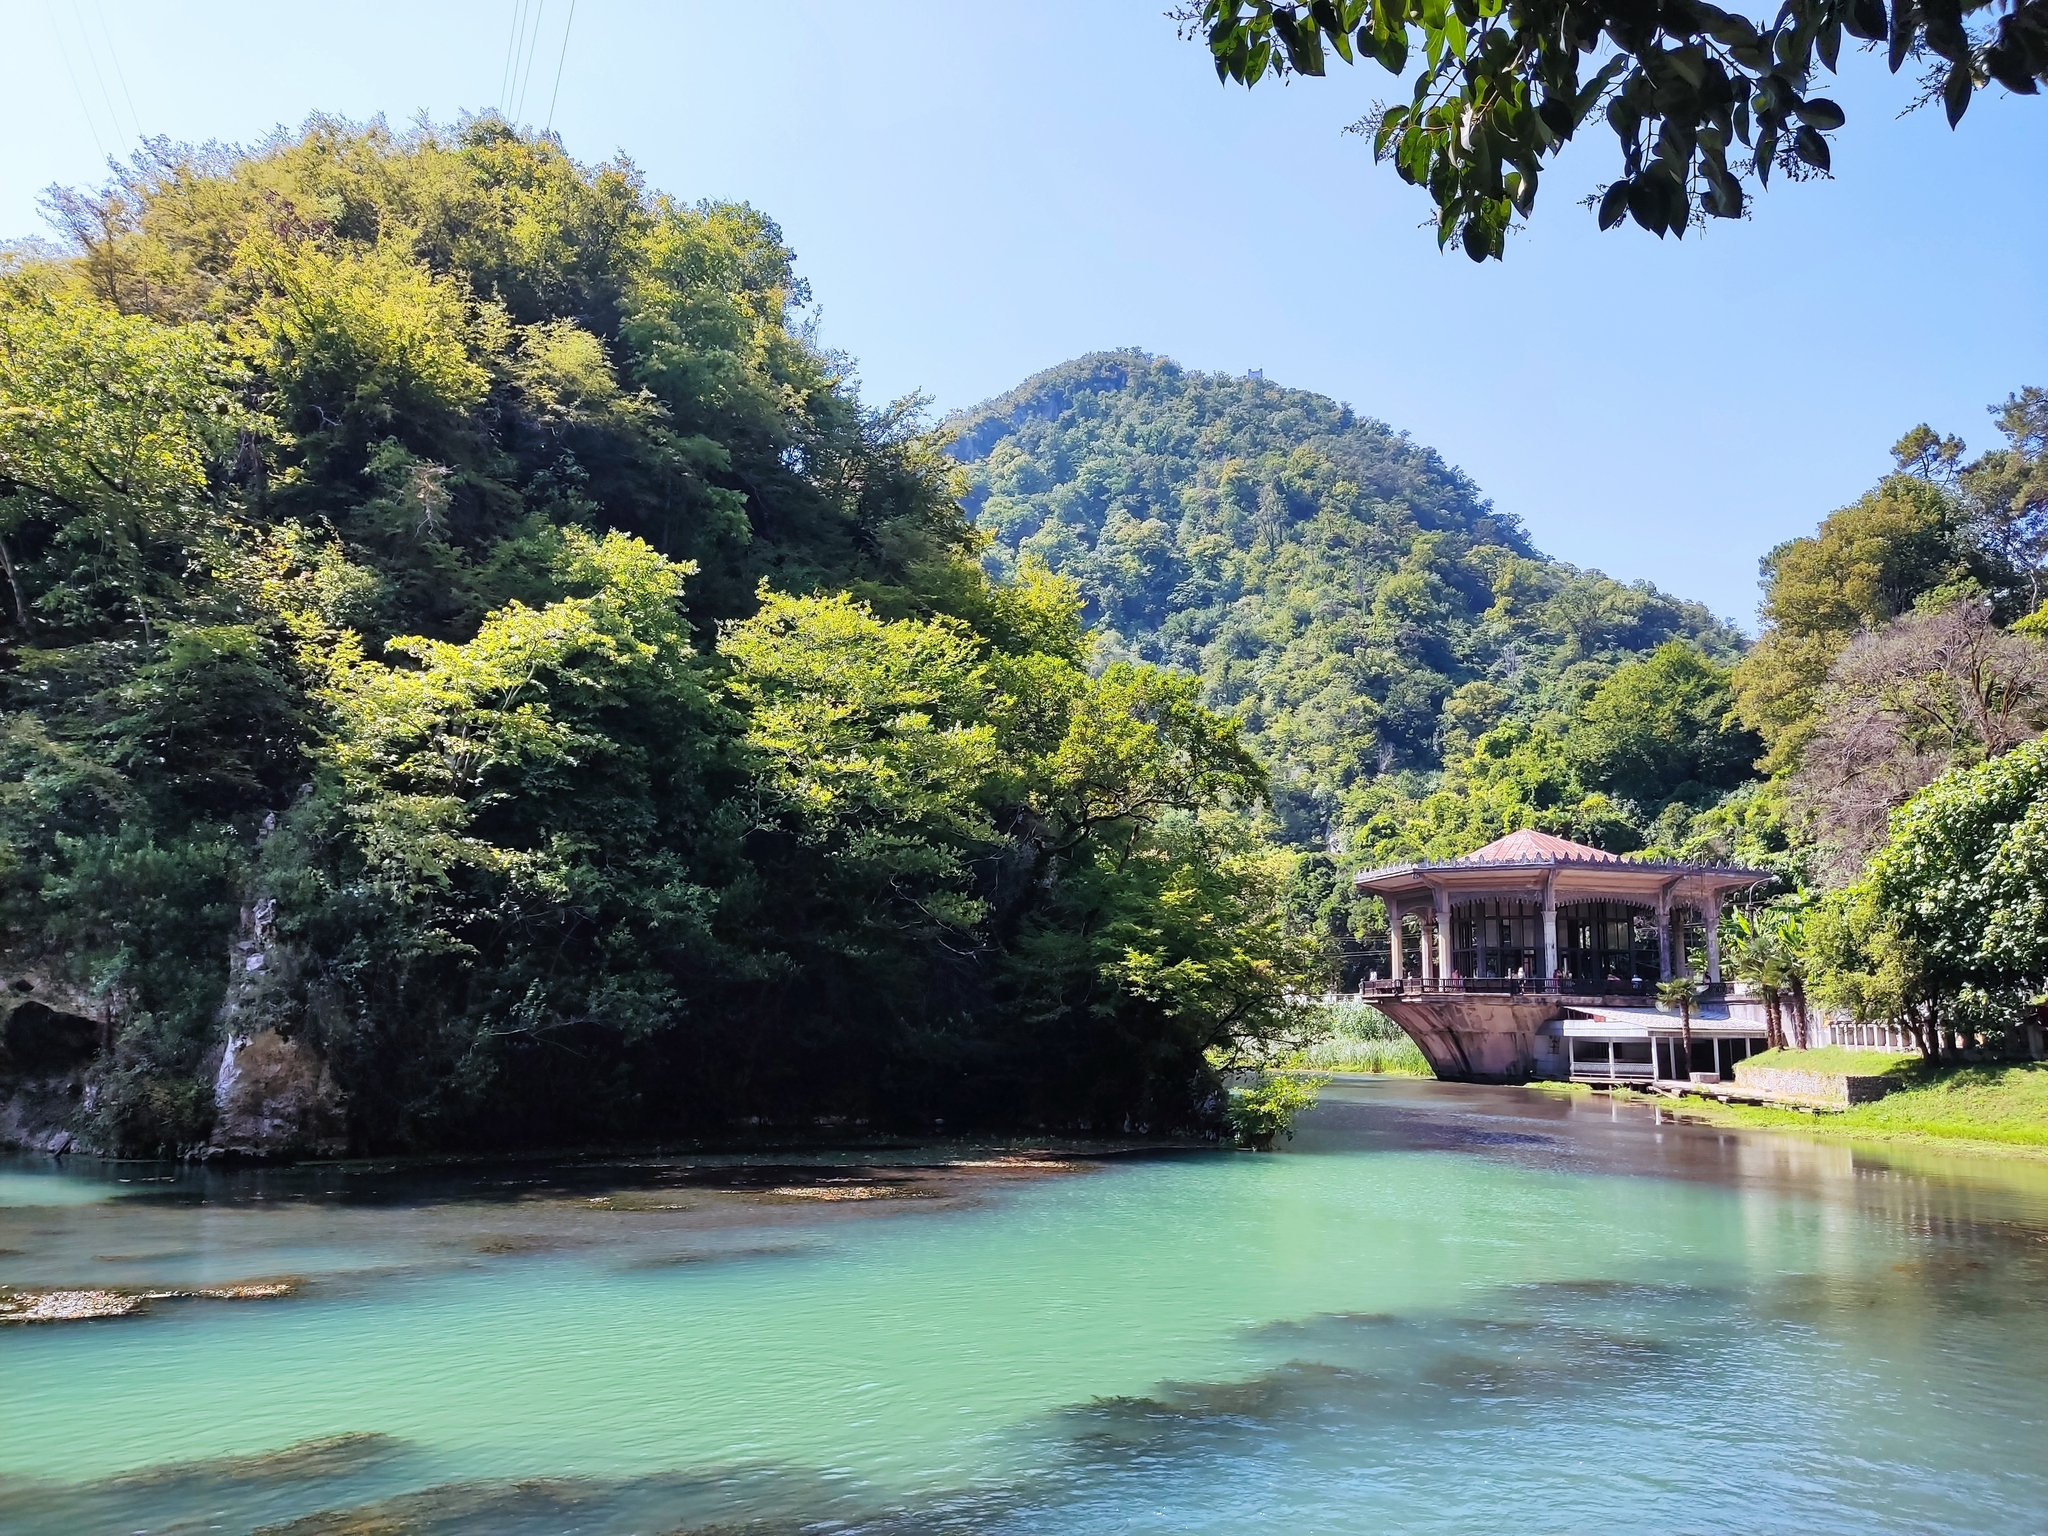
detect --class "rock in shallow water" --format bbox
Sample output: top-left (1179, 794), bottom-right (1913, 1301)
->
top-left (0, 1279), bottom-right (297, 1324)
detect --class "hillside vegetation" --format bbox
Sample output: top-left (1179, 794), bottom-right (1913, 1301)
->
top-left (0, 122), bottom-right (1323, 1155)
top-left (951, 353), bottom-right (1764, 877)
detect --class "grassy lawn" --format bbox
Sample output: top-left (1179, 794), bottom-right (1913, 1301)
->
top-left (1669, 1060), bottom-right (2048, 1154)
top-left (1739, 1046), bottom-right (1923, 1078)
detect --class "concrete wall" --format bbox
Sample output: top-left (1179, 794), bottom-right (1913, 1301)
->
top-left (1371, 996), bottom-right (1564, 1082)
top-left (1733, 1062), bottom-right (1897, 1105)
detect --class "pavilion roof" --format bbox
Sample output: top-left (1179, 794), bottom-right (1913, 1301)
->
top-left (1352, 827), bottom-right (1771, 906)
top-left (1454, 829), bottom-right (1626, 864)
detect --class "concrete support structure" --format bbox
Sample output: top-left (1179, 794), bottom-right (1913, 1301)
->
top-left (1418, 915), bottom-right (1434, 982)
top-left (1386, 899), bottom-right (1405, 980)
top-left (1656, 888), bottom-right (1673, 981)
top-left (1540, 873), bottom-right (1558, 985)
top-left (1705, 894), bottom-right (1723, 984)
top-left (1433, 885), bottom-right (1453, 982)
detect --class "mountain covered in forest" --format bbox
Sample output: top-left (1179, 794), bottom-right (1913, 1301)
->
top-left (949, 353), bottom-right (1747, 851)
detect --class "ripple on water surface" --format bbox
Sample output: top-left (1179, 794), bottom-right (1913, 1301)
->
top-left (4, 1083), bottom-right (2047, 1535)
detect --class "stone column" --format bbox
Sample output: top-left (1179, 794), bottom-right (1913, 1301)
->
top-left (1386, 898), bottom-right (1404, 981)
top-left (1434, 886), bottom-right (1453, 982)
top-left (1418, 913), bottom-right (1434, 984)
top-left (1656, 889), bottom-right (1673, 980)
top-left (1705, 894), bottom-right (1723, 984)
top-left (1540, 875), bottom-right (1558, 989)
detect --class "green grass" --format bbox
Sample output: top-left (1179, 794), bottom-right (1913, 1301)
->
top-left (1670, 1060), bottom-right (2048, 1153)
top-left (1740, 1046), bottom-right (1922, 1078)
top-left (1279, 999), bottom-right (1433, 1077)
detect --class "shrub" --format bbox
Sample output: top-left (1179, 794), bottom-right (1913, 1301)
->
top-left (1227, 1071), bottom-right (1324, 1150)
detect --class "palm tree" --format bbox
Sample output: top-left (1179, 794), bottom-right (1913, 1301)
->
top-left (1656, 976), bottom-right (1704, 1075)
top-left (1773, 909), bottom-right (1812, 1049)
top-left (1724, 909), bottom-right (1787, 1050)
top-left (1725, 907), bottom-right (1813, 1050)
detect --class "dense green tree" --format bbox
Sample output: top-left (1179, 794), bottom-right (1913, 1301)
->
top-left (0, 121), bottom-right (1329, 1152)
top-left (1732, 474), bottom-right (1975, 771)
top-left (1565, 641), bottom-right (1758, 806)
top-left (1347, 721), bottom-right (1642, 863)
top-left (1868, 735), bottom-right (2048, 1041)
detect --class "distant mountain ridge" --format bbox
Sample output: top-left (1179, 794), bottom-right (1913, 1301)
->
top-left (948, 350), bottom-right (1742, 846)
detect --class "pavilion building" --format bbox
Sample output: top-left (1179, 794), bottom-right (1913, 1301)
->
top-left (1351, 829), bottom-right (1773, 1084)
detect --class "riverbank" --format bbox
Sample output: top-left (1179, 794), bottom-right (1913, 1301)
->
top-left (1281, 1000), bottom-right (1432, 1076)
top-left (1629, 1060), bottom-right (2048, 1158)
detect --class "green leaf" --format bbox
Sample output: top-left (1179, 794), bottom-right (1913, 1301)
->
top-left (1794, 97), bottom-right (1845, 129)
top-left (1576, 56), bottom-right (1627, 118)
top-left (1374, 104), bottom-right (1410, 159)
top-left (1707, 11), bottom-right (1762, 46)
top-left (1461, 215), bottom-right (1491, 261)
top-left (1597, 179), bottom-right (1630, 229)
top-left (1626, 175), bottom-right (1668, 235)
top-left (1661, 172), bottom-right (1690, 235)
top-left (1888, 0), bottom-right (1916, 72)
top-left (1816, 18), bottom-right (1841, 70)
top-left (1942, 59), bottom-right (1973, 125)
top-left (1793, 124), bottom-right (1831, 169)
top-left (1438, 201), bottom-right (1463, 250)
top-left (1845, 0), bottom-right (1887, 36)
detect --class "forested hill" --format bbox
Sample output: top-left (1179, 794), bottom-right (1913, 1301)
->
top-left (0, 123), bottom-right (1326, 1158)
top-left (951, 352), bottom-right (1745, 848)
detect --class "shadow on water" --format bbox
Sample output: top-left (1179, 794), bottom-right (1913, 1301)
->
top-left (0, 1146), bottom-right (1121, 1292)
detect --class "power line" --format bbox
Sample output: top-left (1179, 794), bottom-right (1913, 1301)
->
top-left (71, 0), bottom-right (129, 153)
top-left (514, 0), bottom-right (547, 122)
top-left (91, 0), bottom-right (145, 146)
top-left (498, 0), bottom-right (525, 115)
top-left (44, 1), bottom-right (108, 162)
top-left (545, 0), bottom-right (577, 133)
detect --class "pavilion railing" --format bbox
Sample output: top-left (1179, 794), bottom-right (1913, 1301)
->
top-left (1354, 978), bottom-right (1732, 1002)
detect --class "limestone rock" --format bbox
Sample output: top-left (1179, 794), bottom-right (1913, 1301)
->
top-left (0, 989), bottom-right (101, 1152)
top-left (209, 1030), bottom-right (348, 1159)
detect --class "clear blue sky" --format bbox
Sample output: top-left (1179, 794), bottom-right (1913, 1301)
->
top-left (3, 1), bottom-right (2041, 627)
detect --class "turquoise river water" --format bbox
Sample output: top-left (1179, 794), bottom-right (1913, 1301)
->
top-left (4, 1079), bottom-right (2047, 1534)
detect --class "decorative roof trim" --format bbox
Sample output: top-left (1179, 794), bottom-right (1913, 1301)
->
top-left (1352, 857), bottom-right (1772, 883)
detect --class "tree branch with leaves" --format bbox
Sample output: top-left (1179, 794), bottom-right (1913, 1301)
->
top-left (1185, 0), bottom-right (2045, 259)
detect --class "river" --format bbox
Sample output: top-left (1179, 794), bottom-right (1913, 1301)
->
top-left (4, 1079), bottom-right (2046, 1534)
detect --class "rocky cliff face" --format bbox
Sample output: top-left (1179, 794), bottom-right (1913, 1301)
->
top-left (203, 894), bottom-right (348, 1160)
top-left (208, 1029), bottom-right (348, 1158)
top-left (0, 890), bottom-right (352, 1161)
top-left (0, 976), bottom-right (106, 1154)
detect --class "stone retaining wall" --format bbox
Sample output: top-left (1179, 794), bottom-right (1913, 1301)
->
top-left (1732, 1062), bottom-right (1896, 1106)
